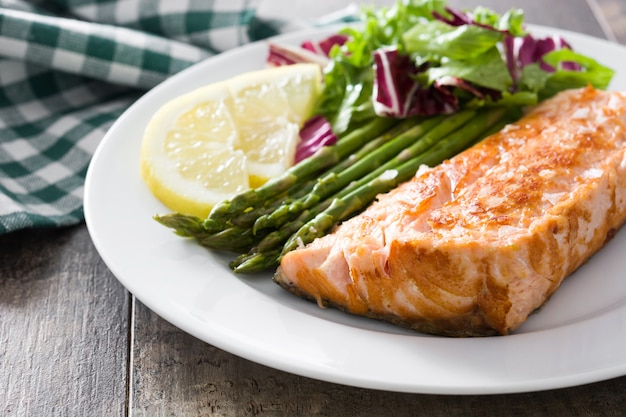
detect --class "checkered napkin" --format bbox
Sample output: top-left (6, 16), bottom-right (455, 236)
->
top-left (0, 0), bottom-right (346, 234)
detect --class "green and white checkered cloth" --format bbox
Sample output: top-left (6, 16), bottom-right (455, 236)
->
top-left (0, 0), bottom-right (354, 234)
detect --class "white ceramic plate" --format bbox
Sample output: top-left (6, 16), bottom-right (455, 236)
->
top-left (84, 24), bottom-right (626, 395)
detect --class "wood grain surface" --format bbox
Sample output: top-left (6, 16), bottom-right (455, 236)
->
top-left (0, 226), bottom-right (129, 415)
top-left (2, 1), bottom-right (626, 416)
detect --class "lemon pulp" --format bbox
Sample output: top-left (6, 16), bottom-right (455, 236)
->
top-left (140, 63), bottom-right (322, 218)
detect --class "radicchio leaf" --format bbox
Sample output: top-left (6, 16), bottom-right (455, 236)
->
top-left (432, 7), bottom-right (472, 26)
top-left (301, 34), bottom-right (349, 57)
top-left (432, 6), bottom-right (498, 32)
top-left (372, 47), bottom-right (458, 117)
top-left (434, 76), bottom-right (502, 102)
top-left (267, 43), bottom-right (330, 67)
top-left (505, 34), bottom-right (582, 88)
top-left (295, 115), bottom-right (337, 163)
top-left (267, 34), bottom-right (349, 67)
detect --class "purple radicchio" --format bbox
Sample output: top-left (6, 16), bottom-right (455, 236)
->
top-left (267, 34), bottom-right (348, 67)
top-left (504, 34), bottom-right (582, 87)
top-left (266, 42), bottom-right (330, 67)
top-left (432, 6), bottom-right (509, 33)
top-left (301, 34), bottom-right (349, 56)
top-left (372, 47), bottom-right (458, 117)
top-left (434, 6), bottom-right (583, 94)
top-left (432, 6), bottom-right (582, 87)
top-left (267, 34), bottom-right (346, 161)
top-left (295, 114), bottom-right (337, 163)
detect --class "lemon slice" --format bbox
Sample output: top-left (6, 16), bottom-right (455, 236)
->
top-left (140, 63), bottom-right (322, 218)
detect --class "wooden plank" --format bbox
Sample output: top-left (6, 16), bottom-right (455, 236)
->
top-left (0, 226), bottom-right (129, 416)
top-left (132, 298), bottom-right (626, 416)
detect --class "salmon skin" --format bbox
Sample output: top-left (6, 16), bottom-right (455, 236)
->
top-left (274, 86), bottom-right (626, 337)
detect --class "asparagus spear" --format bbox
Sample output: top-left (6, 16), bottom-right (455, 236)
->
top-left (231, 108), bottom-right (511, 273)
top-left (230, 200), bottom-right (334, 272)
top-left (204, 116), bottom-right (398, 231)
top-left (279, 107), bottom-right (511, 257)
top-left (236, 112), bottom-right (475, 263)
top-left (156, 118), bottom-right (415, 247)
top-left (233, 116), bottom-right (441, 257)
top-left (160, 108), bottom-right (514, 272)
top-left (155, 212), bottom-right (266, 253)
top-left (252, 110), bottom-right (475, 233)
top-left (154, 212), bottom-right (204, 238)
top-left (205, 114), bottom-right (428, 247)
top-left (230, 249), bottom-right (283, 273)
top-left (230, 116), bottom-right (430, 266)
top-left (226, 178), bottom-right (316, 228)
top-left (246, 116), bottom-right (420, 232)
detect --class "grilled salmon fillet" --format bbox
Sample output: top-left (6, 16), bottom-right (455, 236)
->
top-left (274, 86), bottom-right (626, 336)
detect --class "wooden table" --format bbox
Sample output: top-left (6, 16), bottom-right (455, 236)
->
top-left (2, 1), bottom-right (626, 415)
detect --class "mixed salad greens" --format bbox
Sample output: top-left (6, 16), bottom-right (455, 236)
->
top-left (157, 0), bottom-right (614, 273)
top-left (271, 0), bottom-right (613, 139)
